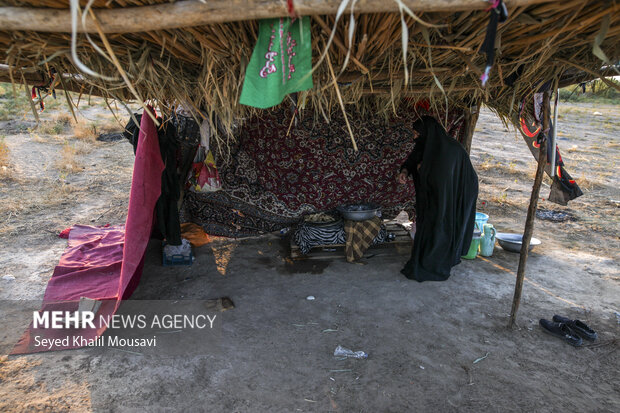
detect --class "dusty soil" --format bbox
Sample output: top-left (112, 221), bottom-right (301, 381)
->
top-left (0, 102), bottom-right (618, 412)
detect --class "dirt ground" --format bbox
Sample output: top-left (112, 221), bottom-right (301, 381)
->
top-left (0, 101), bottom-right (618, 412)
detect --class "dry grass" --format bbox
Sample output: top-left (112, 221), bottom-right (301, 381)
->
top-left (71, 119), bottom-right (98, 141)
top-left (29, 131), bottom-right (48, 143)
top-left (69, 115), bottom-right (122, 141)
top-left (56, 143), bottom-right (82, 173)
top-left (575, 174), bottom-right (606, 191)
top-left (38, 120), bottom-right (66, 136)
top-left (0, 196), bottom-right (28, 220)
top-left (559, 106), bottom-right (591, 117)
top-left (476, 154), bottom-right (496, 172)
top-left (1, 1), bottom-right (617, 152)
top-left (495, 162), bottom-right (529, 178)
top-left (98, 117), bottom-right (123, 134)
top-left (0, 137), bottom-right (11, 179)
top-left (32, 112), bottom-right (75, 137)
top-left (42, 180), bottom-right (79, 206)
top-left (72, 139), bottom-right (93, 155)
top-left (0, 137), bottom-right (8, 167)
top-left (52, 112), bottom-right (74, 126)
top-left (488, 192), bottom-right (523, 208)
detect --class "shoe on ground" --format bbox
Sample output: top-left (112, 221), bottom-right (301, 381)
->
top-left (552, 315), bottom-right (598, 341)
top-left (539, 319), bottom-right (583, 347)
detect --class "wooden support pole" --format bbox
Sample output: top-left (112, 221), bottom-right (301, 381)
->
top-left (462, 102), bottom-right (480, 154)
top-left (508, 90), bottom-right (549, 328)
top-left (0, 0), bottom-right (557, 34)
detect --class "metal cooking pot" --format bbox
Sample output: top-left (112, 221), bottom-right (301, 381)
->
top-left (336, 203), bottom-right (382, 221)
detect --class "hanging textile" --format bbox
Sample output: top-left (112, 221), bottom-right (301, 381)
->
top-left (181, 104), bottom-right (468, 237)
top-left (12, 110), bottom-right (164, 354)
top-left (240, 16), bottom-right (313, 108)
top-left (518, 88), bottom-right (583, 205)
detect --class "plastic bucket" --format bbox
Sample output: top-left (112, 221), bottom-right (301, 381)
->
top-left (475, 212), bottom-right (489, 232)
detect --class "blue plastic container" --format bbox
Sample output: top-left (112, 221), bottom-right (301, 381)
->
top-left (162, 241), bottom-right (193, 266)
top-left (475, 212), bottom-right (489, 232)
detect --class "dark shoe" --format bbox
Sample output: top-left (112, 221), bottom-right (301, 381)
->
top-left (552, 315), bottom-right (598, 341)
top-left (539, 319), bottom-right (583, 347)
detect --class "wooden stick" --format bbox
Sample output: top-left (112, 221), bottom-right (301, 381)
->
top-left (360, 85), bottom-right (498, 94)
top-left (338, 67), bottom-right (454, 82)
top-left (454, 50), bottom-right (483, 77)
top-left (21, 72), bottom-right (40, 125)
top-left (409, 42), bottom-right (473, 52)
top-left (557, 66), bottom-right (619, 88)
top-left (57, 70), bottom-right (78, 123)
top-left (0, 0), bottom-right (558, 34)
top-left (326, 52), bottom-right (358, 152)
top-left (555, 58), bottom-right (620, 93)
top-left (0, 71), bottom-right (129, 99)
top-left (313, 16), bottom-right (369, 75)
top-left (88, 8), bottom-right (158, 126)
top-left (508, 90), bottom-right (549, 328)
top-left (462, 101), bottom-right (480, 154)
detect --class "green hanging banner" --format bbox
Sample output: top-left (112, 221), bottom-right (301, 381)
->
top-left (239, 16), bottom-right (313, 109)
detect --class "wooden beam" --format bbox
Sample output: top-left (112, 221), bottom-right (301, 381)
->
top-left (0, 69), bottom-right (127, 99)
top-left (508, 90), bottom-right (549, 328)
top-left (0, 0), bottom-right (557, 34)
top-left (360, 85), bottom-right (498, 94)
top-left (555, 58), bottom-right (620, 93)
top-left (338, 67), bottom-right (454, 82)
top-left (558, 67), bottom-right (620, 88)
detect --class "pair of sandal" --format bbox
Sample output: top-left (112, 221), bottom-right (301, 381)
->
top-left (539, 315), bottom-right (597, 347)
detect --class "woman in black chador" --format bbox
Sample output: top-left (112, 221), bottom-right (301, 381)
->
top-left (398, 116), bottom-right (479, 282)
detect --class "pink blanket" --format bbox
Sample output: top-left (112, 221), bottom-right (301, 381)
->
top-left (12, 110), bottom-right (163, 354)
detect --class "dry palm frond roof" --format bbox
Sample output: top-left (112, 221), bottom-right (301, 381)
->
top-left (0, 0), bottom-right (618, 131)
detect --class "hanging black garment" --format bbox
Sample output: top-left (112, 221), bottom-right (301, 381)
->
top-left (400, 116), bottom-right (479, 282)
top-left (155, 122), bottom-right (182, 246)
top-left (122, 114), bottom-right (142, 154)
top-left (123, 114), bottom-right (186, 246)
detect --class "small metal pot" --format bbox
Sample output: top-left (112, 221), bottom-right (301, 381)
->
top-left (336, 203), bottom-right (382, 221)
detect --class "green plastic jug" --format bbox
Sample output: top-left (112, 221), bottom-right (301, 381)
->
top-left (462, 230), bottom-right (481, 260)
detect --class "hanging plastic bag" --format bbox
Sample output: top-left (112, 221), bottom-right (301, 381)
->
top-left (191, 151), bottom-right (222, 192)
top-left (188, 120), bottom-right (222, 192)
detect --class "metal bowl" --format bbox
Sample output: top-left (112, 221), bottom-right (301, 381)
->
top-left (336, 203), bottom-right (382, 221)
top-left (496, 232), bottom-right (541, 253)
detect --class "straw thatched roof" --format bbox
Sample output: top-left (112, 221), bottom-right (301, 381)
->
top-left (1, 0), bottom-right (619, 133)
